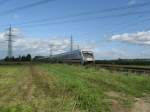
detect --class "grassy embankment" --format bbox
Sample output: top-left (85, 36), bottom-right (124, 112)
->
top-left (0, 64), bottom-right (150, 112)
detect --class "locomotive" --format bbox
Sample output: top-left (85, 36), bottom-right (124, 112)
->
top-left (52, 49), bottom-right (95, 64)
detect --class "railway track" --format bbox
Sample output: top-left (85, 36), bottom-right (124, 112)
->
top-left (94, 64), bottom-right (150, 75)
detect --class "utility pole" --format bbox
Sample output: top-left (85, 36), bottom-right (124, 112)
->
top-left (7, 25), bottom-right (13, 58)
top-left (70, 35), bottom-right (73, 52)
top-left (77, 45), bottom-right (80, 50)
top-left (5, 25), bottom-right (16, 58)
top-left (49, 44), bottom-right (54, 58)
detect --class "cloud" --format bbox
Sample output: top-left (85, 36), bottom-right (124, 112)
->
top-left (0, 28), bottom-right (95, 58)
top-left (1, 28), bottom-right (150, 60)
top-left (111, 31), bottom-right (150, 45)
top-left (0, 32), bottom-right (6, 40)
top-left (12, 37), bottom-right (71, 57)
top-left (0, 29), bottom-right (71, 57)
top-left (94, 45), bottom-right (133, 59)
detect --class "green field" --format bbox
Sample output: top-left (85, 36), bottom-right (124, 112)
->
top-left (0, 64), bottom-right (150, 112)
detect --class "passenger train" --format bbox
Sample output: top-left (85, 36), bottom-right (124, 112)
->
top-left (33, 49), bottom-right (95, 65)
top-left (52, 49), bottom-right (95, 64)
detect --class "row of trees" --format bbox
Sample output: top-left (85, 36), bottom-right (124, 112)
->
top-left (4, 54), bottom-right (32, 62)
top-left (96, 59), bottom-right (150, 65)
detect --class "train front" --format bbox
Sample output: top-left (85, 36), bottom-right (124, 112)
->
top-left (82, 50), bottom-right (95, 64)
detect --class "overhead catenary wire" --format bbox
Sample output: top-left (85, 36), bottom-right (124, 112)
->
top-left (11, 9), bottom-right (150, 29)
top-left (0, 1), bottom-right (149, 31)
top-left (1, 1), bottom-right (150, 27)
top-left (0, 0), bottom-right (54, 16)
top-left (11, 10), bottom-right (149, 48)
top-left (0, 2), bottom-right (149, 59)
top-left (0, 1), bottom-right (149, 35)
top-left (15, 9), bottom-right (150, 35)
top-left (109, 17), bottom-right (150, 33)
top-left (0, 0), bottom-right (11, 6)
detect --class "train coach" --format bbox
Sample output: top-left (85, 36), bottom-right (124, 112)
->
top-left (52, 49), bottom-right (95, 64)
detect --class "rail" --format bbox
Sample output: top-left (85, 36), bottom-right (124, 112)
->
top-left (94, 64), bottom-right (150, 75)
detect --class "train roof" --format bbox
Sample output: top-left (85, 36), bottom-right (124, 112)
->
top-left (52, 49), bottom-right (94, 57)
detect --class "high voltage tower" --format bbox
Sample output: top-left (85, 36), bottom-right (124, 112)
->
top-left (77, 44), bottom-right (80, 50)
top-left (5, 25), bottom-right (16, 58)
top-left (70, 35), bottom-right (73, 52)
top-left (49, 44), bottom-right (54, 58)
top-left (48, 36), bottom-right (74, 57)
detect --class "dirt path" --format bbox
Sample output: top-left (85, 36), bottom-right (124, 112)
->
top-left (0, 66), bottom-right (31, 106)
top-left (0, 65), bottom-right (57, 111)
top-left (105, 91), bottom-right (150, 112)
top-left (26, 64), bottom-right (58, 112)
top-left (131, 97), bottom-right (150, 112)
top-left (30, 65), bottom-right (56, 96)
top-left (0, 64), bottom-right (79, 112)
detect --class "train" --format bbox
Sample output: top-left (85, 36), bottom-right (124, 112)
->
top-left (52, 49), bottom-right (95, 64)
top-left (33, 49), bottom-right (95, 64)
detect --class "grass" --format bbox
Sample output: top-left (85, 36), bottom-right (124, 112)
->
top-left (0, 64), bottom-right (150, 112)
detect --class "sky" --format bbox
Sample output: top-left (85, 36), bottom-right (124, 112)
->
top-left (0, 0), bottom-right (150, 59)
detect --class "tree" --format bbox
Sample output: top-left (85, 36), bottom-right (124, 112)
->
top-left (4, 56), bottom-right (9, 61)
top-left (26, 54), bottom-right (31, 61)
top-left (21, 56), bottom-right (26, 61)
top-left (19, 55), bottom-right (21, 61)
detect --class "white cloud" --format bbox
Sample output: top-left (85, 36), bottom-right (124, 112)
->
top-left (13, 37), bottom-right (71, 57)
top-left (94, 46), bottom-right (132, 59)
top-left (111, 31), bottom-right (150, 45)
top-left (1, 28), bottom-right (150, 60)
top-left (0, 29), bottom-right (72, 57)
top-left (0, 32), bottom-right (6, 40)
top-left (0, 28), bottom-right (96, 58)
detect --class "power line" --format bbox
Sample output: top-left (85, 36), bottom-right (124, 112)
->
top-left (110, 17), bottom-right (150, 33)
top-left (0, 0), bottom-right (11, 6)
top-left (0, 1), bottom-right (149, 33)
top-left (2, 1), bottom-right (150, 27)
top-left (0, 9), bottom-right (146, 39)
top-left (0, 1), bottom-right (149, 30)
top-left (12, 9), bottom-right (150, 29)
top-left (0, 0), bottom-right (54, 16)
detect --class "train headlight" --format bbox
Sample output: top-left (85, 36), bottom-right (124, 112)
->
top-left (86, 58), bottom-right (93, 61)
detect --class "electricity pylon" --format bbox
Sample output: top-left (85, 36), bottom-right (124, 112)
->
top-left (49, 44), bottom-right (54, 58)
top-left (5, 25), bottom-right (16, 58)
top-left (70, 35), bottom-right (73, 52)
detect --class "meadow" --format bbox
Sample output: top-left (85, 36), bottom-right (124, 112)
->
top-left (0, 64), bottom-right (150, 112)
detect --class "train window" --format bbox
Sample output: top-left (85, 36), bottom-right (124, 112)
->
top-left (83, 52), bottom-right (93, 58)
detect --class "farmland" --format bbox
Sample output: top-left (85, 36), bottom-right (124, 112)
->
top-left (0, 64), bottom-right (150, 112)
